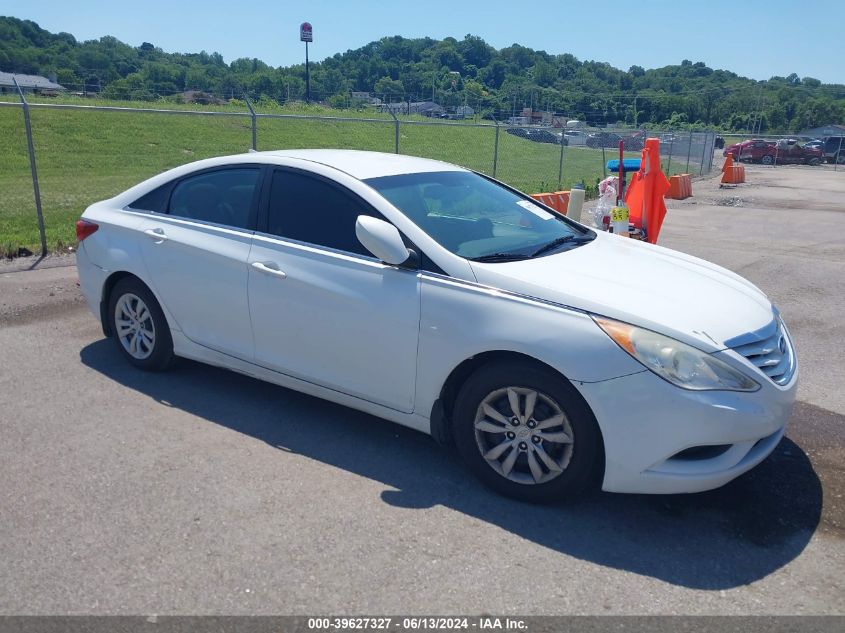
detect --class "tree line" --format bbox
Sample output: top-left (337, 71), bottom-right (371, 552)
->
top-left (1, 16), bottom-right (843, 133)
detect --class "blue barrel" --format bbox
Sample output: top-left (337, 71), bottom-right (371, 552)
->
top-left (606, 158), bottom-right (641, 173)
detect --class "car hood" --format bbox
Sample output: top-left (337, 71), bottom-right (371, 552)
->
top-left (469, 232), bottom-right (774, 352)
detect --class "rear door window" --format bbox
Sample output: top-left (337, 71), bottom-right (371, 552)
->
top-left (167, 168), bottom-right (260, 230)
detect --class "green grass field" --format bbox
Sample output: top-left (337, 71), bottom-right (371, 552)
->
top-left (0, 97), bottom-right (695, 257)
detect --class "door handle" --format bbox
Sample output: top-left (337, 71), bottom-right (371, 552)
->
top-left (143, 228), bottom-right (168, 242)
top-left (251, 261), bottom-right (287, 279)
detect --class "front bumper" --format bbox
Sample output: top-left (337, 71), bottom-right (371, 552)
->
top-left (576, 361), bottom-right (797, 494)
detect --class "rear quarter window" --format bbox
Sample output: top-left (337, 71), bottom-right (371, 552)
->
top-left (128, 184), bottom-right (171, 213)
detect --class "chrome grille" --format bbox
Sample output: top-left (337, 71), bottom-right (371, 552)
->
top-left (731, 319), bottom-right (795, 386)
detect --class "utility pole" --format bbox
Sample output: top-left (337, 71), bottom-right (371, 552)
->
top-left (305, 41), bottom-right (310, 103)
top-left (300, 22), bottom-right (313, 103)
top-left (751, 82), bottom-right (763, 136)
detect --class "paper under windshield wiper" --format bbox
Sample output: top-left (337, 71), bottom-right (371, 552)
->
top-left (469, 252), bottom-right (530, 263)
top-left (530, 234), bottom-right (592, 257)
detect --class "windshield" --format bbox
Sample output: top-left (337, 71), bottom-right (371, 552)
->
top-left (364, 171), bottom-right (593, 261)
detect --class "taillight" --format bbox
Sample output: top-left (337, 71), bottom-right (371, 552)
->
top-left (76, 219), bottom-right (99, 242)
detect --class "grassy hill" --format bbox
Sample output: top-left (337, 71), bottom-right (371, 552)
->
top-left (2, 97), bottom-right (664, 257)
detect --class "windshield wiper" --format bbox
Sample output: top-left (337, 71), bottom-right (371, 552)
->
top-left (468, 252), bottom-right (530, 263)
top-left (530, 234), bottom-right (592, 258)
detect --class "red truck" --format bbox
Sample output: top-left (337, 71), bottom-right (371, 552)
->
top-left (723, 139), bottom-right (774, 162)
top-left (724, 139), bottom-right (823, 165)
top-left (771, 140), bottom-right (824, 165)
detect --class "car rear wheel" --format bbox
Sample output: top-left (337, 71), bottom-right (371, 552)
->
top-left (109, 277), bottom-right (174, 371)
top-left (808, 158), bottom-right (821, 166)
top-left (452, 361), bottom-right (601, 503)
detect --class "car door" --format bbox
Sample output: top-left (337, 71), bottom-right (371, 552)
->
top-left (248, 167), bottom-right (420, 413)
top-left (133, 166), bottom-right (261, 360)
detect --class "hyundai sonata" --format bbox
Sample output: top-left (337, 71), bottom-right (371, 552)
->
top-left (76, 150), bottom-right (797, 502)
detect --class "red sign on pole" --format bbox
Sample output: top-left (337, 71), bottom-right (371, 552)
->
top-left (300, 22), bottom-right (313, 42)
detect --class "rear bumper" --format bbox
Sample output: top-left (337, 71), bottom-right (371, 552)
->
top-left (576, 364), bottom-right (797, 494)
top-left (75, 243), bottom-right (108, 321)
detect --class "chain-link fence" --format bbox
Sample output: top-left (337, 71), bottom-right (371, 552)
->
top-left (0, 92), bottom-right (720, 257)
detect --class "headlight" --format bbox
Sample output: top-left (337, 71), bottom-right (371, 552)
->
top-left (593, 316), bottom-right (760, 392)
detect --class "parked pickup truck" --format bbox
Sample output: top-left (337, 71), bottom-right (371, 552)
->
top-left (770, 140), bottom-right (824, 165)
top-left (724, 139), bottom-right (822, 165)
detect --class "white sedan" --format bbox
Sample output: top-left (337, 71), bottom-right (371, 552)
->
top-left (76, 150), bottom-right (797, 502)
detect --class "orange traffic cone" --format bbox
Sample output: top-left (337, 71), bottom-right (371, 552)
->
top-left (721, 154), bottom-right (734, 184)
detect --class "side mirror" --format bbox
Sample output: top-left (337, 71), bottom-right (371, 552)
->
top-left (355, 216), bottom-right (411, 266)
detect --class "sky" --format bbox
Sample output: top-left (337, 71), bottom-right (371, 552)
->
top-left (3, 0), bottom-right (843, 83)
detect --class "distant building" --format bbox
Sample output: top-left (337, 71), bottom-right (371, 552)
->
top-left (519, 108), bottom-right (553, 125)
top-left (455, 105), bottom-right (475, 118)
top-left (381, 100), bottom-right (445, 117)
top-left (798, 124), bottom-right (845, 138)
top-left (350, 91), bottom-right (381, 105)
top-left (0, 72), bottom-right (66, 95)
top-left (181, 90), bottom-right (226, 105)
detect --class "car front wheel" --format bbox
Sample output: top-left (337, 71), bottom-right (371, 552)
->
top-left (108, 277), bottom-right (174, 371)
top-left (452, 361), bottom-right (601, 503)
top-left (761, 155), bottom-right (774, 165)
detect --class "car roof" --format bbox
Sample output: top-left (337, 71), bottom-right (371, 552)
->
top-left (258, 149), bottom-right (465, 180)
top-left (110, 150), bottom-right (468, 208)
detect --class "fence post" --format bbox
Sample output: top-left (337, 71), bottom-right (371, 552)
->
top-left (601, 145), bottom-right (607, 179)
top-left (557, 134), bottom-right (565, 190)
top-left (243, 93), bottom-right (257, 151)
top-left (685, 130), bottom-right (694, 174)
top-left (707, 132), bottom-right (714, 172)
top-left (666, 133), bottom-right (674, 175)
top-left (388, 109), bottom-right (399, 154)
top-left (14, 78), bottom-right (47, 257)
top-left (699, 132), bottom-right (708, 176)
top-left (492, 120), bottom-right (500, 178)
top-left (836, 137), bottom-right (843, 172)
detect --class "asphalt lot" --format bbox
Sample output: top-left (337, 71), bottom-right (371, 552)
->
top-left (0, 163), bottom-right (843, 614)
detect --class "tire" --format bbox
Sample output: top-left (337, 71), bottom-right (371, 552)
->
top-left (108, 277), bottom-right (174, 371)
top-left (837, 154), bottom-right (845, 165)
top-left (761, 154), bottom-right (774, 165)
top-left (808, 158), bottom-right (820, 166)
top-left (452, 361), bottom-right (601, 503)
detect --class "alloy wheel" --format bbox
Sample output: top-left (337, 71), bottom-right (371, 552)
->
top-left (114, 292), bottom-right (156, 360)
top-left (473, 387), bottom-right (574, 485)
